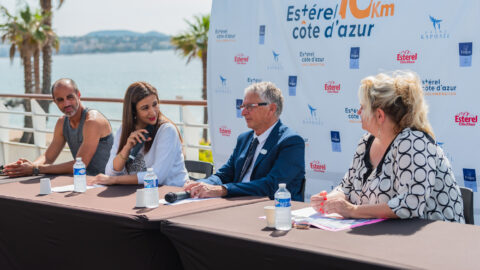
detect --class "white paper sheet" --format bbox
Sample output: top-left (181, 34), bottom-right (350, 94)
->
top-left (51, 184), bottom-right (104, 193)
top-left (159, 197), bottom-right (216, 206)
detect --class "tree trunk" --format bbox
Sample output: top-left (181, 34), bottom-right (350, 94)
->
top-left (34, 48), bottom-right (41, 94)
top-left (40, 0), bottom-right (53, 113)
top-left (201, 51), bottom-right (208, 142)
top-left (20, 54), bottom-right (34, 144)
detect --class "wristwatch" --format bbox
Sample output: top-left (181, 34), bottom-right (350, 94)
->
top-left (33, 166), bottom-right (40, 176)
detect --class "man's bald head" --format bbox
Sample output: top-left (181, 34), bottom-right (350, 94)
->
top-left (51, 78), bottom-right (79, 99)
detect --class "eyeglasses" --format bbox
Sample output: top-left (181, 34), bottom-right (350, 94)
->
top-left (236, 102), bottom-right (268, 111)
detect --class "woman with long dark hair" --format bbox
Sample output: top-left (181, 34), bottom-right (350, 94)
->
top-left (89, 82), bottom-right (188, 186)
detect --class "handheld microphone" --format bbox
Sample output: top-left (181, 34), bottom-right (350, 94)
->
top-left (128, 125), bottom-right (155, 161)
top-left (165, 191), bottom-right (191, 203)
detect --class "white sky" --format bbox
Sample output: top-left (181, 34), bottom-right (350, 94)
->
top-left (1, 0), bottom-right (212, 36)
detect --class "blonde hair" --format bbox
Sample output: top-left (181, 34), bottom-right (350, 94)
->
top-left (358, 70), bottom-right (434, 138)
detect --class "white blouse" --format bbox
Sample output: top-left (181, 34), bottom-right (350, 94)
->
top-left (105, 122), bottom-right (188, 187)
top-left (338, 128), bottom-right (465, 223)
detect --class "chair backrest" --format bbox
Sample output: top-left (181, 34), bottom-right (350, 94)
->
top-left (300, 178), bottom-right (306, 202)
top-left (460, 187), bottom-right (474, 225)
top-left (184, 160), bottom-right (214, 181)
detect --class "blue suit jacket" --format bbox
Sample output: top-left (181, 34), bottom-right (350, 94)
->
top-left (200, 120), bottom-right (305, 201)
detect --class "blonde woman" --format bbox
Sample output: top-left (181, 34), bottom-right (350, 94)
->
top-left (311, 71), bottom-right (464, 223)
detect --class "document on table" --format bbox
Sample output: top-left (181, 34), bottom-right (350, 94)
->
top-left (159, 197), bottom-right (216, 206)
top-left (292, 207), bottom-right (385, 231)
top-left (51, 184), bottom-right (104, 193)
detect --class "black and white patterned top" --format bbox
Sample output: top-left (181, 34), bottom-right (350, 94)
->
top-left (338, 128), bottom-right (465, 223)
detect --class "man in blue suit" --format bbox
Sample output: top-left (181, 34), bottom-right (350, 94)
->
top-left (184, 82), bottom-right (305, 201)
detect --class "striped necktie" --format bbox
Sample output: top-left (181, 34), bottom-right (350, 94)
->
top-left (239, 137), bottom-right (259, 181)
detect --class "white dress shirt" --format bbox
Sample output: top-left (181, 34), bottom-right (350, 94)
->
top-left (241, 121), bottom-right (278, 183)
top-left (105, 122), bottom-right (188, 187)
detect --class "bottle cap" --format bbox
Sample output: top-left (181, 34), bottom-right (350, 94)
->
top-left (76, 157), bottom-right (82, 162)
top-left (279, 183), bottom-right (286, 188)
top-left (147, 168), bottom-right (153, 172)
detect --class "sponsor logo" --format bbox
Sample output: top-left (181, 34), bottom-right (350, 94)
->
top-left (463, 168), bottom-right (477, 192)
top-left (259, 25), bottom-right (266, 44)
top-left (215, 75), bottom-right (231, 94)
top-left (396, 50), bottom-right (417, 64)
top-left (299, 51), bottom-right (325, 67)
top-left (421, 15), bottom-right (449, 40)
top-left (215, 29), bottom-right (236, 42)
top-left (331, 131), bottom-right (341, 152)
top-left (234, 53), bottom-right (249, 65)
top-left (267, 50), bottom-right (283, 70)
top-left (324, 80), bottom-right (341, 94)
top-left (236, 99), bottom-right (243, 118)
top-left (422, 79), bottom-right (456, 96)
top-left (286, 1), bottom-right (394, 40)
top-left (246, 77), bottom-right (262, 84)
top-left (288, 76), bottom-right (297, 96)
top-left (219, 126), bottom-right (232, 137)
top-left (350, 47), bottom-right (360, 69)
top-left (303, 104), bottom-right (323, 125)
top-left (459, 42), bottom-right (472, 67)
top-left (455, 112), bottom-right (477, 126)
top-left (345, 107), bottom-right (361, 123)
top-left (310, 160), bottom-right (326, 173)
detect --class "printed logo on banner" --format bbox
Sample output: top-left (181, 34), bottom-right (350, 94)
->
top-left (331, 131), bottom-right (341, 152)
top-left (420, 15), bottom-right (449, 40)
top-left (246, 77), bottom-right (262, 84)
top-left (236, 99), bottom-right (243, 118)
top-left (310, 160), bottom-right (326, 173)
top-left (345, 107), bottom-right (361, 123)
top-left (259, 25), bottom-right (266, 44)
top-left (455, 112), bottom-right (477, 126)
top-left (286, 1), bottom-right (395, 40)
top-left (215, 29), bottom-right (236, 42)
top-left (396, 50), bottom-right (418, 64)
top-left (463, 168), bottom-right (477, 192)
top-left (350, 47), bottom-right (360, 69)
top-left (219, 126), bottom-right (232, 137)
top-left (299, 51), bottom-right (325, 67)
top-left (325, 81), bottom-right (341, 94)
top-left (303, 104), bottom-right (323, 125)
top-left (215, 75), bottom-right (231, 94)
top-left (422, 79), bottom-right (456, 96)
top-left (234, 53), bottom-right (249, 65)
top-left (288, 76), bottom-right (297, 96)
top-left (267, 50), bottom-right (283, 70)
top-left (459, 42), bottom-right (473, 67)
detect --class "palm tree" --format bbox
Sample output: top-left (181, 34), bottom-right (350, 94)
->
top-left (0, 5), bottom-right (56, 143)
top-left (39, 0), bottom-right (63, 113)
top-left (171, 14), bottom-right (210, 141)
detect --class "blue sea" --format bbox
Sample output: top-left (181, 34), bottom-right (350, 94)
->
top-left (0, 50), bottom-right (203, 130)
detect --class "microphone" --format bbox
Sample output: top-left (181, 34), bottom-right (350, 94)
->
top-left (165, 191), bottom-right (191, 203)
top-left (128, 125), bottom-right (155, 161)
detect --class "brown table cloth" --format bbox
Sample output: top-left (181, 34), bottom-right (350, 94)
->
top-left (0, 175), bottom-right (269, 270)
top-left (161, 201), bottom-right (480, 270)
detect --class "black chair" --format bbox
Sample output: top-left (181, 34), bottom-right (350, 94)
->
top-left (460, 187), bottom-right (474, 225)
top-left (184, 160), bottom-right (214, 180)
top-left (300, 178), bottom-right (306, 202)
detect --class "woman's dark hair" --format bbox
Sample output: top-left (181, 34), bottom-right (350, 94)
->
top-left (118, 81), bottom-right (182, 154)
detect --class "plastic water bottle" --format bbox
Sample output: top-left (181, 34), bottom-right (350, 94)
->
top-left (73, 157), bottom-right (87, 192)
top-left (275, 183), bottom-right (292, 230)
top-left (144, 168), bottom-right (159, 208)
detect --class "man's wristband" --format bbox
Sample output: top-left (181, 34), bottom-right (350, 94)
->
top-left (33, 165), bottom-right (40, 176)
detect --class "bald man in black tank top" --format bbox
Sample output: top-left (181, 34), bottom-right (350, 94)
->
top-left (4, 78), bottom-right (113, 177)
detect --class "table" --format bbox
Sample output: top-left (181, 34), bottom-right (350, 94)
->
top-left (0, 175), bottom-right (268, 269)
top-left (161, 201), bottom-right (480, 270)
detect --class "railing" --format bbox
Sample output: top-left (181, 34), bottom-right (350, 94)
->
top-left (0, 93), bottom-right (209, 164)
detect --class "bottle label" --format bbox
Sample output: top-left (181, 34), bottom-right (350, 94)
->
top-left (275, 198), bottom-right (291, 207)
top-left (144, 179), bottom-right (158, 188)
top-left (74, 168), bottom-right (86, 175)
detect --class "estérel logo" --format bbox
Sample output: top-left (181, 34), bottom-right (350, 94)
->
top-left (422, 79), bottom-right (456, 96)
top-left (215, 29), bottom-right (236, 42)
top-left (299, 51), bottom-right (325, 67)
top-left (455, 112), bottom-right (477, 126)
top-left (219, 126), bottom-right (231, 137)
top-left (345, 107), bottom-right (361, 123)
top-left (246, 77), bottom-right (262, 84)
top-left (310, 160), bottom-right (326, 173)
top-left (396, 50), bottom-right (417, 64)
top-left (234, 54), bottom-right (249, 65)
top-left (324, 81), bottom-right (341, 94)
